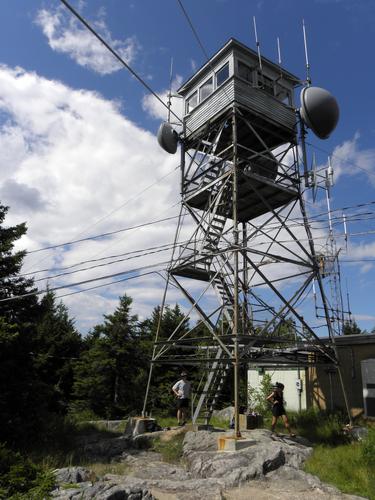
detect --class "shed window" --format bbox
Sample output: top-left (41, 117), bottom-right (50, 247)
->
top-left (186, 91), bottom-right (198, 113)
top-left (216, 62), bottom-right (229, 87)
top-left (238, 61), bottom-right (253, 83)
top-left (200, 77), bottom-right (213, 101)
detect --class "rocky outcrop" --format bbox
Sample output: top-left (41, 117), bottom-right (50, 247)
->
top-left (51, 428), bottom-right (365, 500)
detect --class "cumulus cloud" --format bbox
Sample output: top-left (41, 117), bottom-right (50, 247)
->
top-left (0, 64), bottom-right (184, 330)
top-left (35, 6), bottom-right (138, 75)
top-left (326, 133), bottom-right (375, 185)
top-left (142, 75), bottom-right (184, 122)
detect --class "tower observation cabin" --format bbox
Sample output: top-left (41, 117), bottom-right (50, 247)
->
top-left (178, 38), bottom-right (301, 223)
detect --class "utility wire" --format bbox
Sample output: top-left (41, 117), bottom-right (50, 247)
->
top-left (0, 260), bottom-right (170, 304)
top-left (21, 240), bottom-right (192, 277)
top-left (307, 141), bottom-right (375, 180)
top-left (60, 0), bottom-right (183, 126)
top-left (32, 242), bottom-right (187, 283)
top-left (27, 215), bottom-right (180, 254)
top-left (55, 270), bottom-right (160, 299)
top-left (176, 0), bottom-right (211, 61)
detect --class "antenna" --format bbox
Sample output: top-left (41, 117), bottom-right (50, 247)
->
top-left (167, 57), bottom-right (174, 123)
top-left (277, 37), bottom-right (282, 65)
top-left (327, 156), bottom-right (334, 187)
top-left (345, 279), bottom-right (353, 324)
top-left (311, 152), bottom-right (317, 201)
top-left (302, 19), bottom-right (311, 86)
top-left (343, 213), bottom-right (348, 250)
top-left (253, 16), bottom-right (263, 72)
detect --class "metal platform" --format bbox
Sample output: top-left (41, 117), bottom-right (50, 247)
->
top-left (185, 169), bottom-right (299, 222)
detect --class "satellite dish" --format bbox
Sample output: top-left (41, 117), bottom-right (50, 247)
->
top-left (157, 122), bottom-right (178, 154)
top-left (300, 86), bottom-right (339, 140)
top-left (246, 152), bottom-right (278, 180)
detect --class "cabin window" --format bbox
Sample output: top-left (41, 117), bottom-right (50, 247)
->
top-left (258, 72), bottom-right (274, 95)
top-left (186, 91), bottom-right (198, 113)
top-left (200, 77), bottom-right (213, 101)
top-left (216, 62), bottom-right (229, 87)
top-left (238, 61), bottom-right (253, 83)
top-left (275, 84), bottom-right (292, 105)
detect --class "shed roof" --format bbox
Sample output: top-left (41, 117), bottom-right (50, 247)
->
top-left (178, 37), bottom-right (301, 95)
top-left (322, 333), bottom-right (375, 346)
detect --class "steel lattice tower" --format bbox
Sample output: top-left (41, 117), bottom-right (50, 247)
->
top-left (144, 39), bottom-right (351, 434)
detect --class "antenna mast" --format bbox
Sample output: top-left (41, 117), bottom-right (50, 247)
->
top-left (167, 57), bottom-right (174, 123)
top-left (302, 19), bottom-right (311, 85)
top-left (253, 16), bottom-right (263, 72)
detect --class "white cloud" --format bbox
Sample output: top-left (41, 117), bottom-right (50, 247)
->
top-left (142, 75), bottom-right (184, 123)
top-left (327, 133), bottom-right (375, 185)
top-left (0, 64), bottom-right (186, 331)
top-left (35, 6), bottom-right (138, 75)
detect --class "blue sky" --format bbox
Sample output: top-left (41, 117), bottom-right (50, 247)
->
top-left (0, 0), bottom-right (374, 333)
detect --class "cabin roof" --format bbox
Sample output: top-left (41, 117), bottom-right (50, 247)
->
top-left (178, 37), bottom-right (301, 95)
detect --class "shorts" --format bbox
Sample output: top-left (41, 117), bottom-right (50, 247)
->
top-left (272, 404), bottom-right (286, 417)
top-left (176, 398), bottom-right (189, 409)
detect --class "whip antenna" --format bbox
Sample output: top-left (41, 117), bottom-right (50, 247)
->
top-left (253, 16), bottom-right (263, 72)
top-left (167, 57), bottom-right (174, 123)
top-left (302, 19), bottom-right (311, 85)
top-left (277, 36), bottom-right (282, 65)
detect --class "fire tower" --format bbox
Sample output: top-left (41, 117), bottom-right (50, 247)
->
top-left (145, 38), bottom-right (349, 434)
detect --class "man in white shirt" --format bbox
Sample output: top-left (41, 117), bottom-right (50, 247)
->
top-left (172, 371), bottom-right (191, 426)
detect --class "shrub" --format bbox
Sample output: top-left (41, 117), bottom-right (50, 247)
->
top-left (248, 373), bottom-right (273, 416)
top-left (0, 443), bottom-right (55, 499)
top-left (289, 409), bottom-right (348, 445)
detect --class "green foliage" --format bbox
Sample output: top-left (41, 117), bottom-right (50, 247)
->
top-left (362, 426), bottom-right (375, 467)
top-left (289, 409), bottom-right (347, 445)
top-left (71, 295), bottom-right (149, 418)
top-left (305, 442), bottom-right (375, 499)
top-left (141, 305), bottom-right (191, 414)
top-left (342, 320), bottom-right (362, 335)
top-left (34, 290), bottom-right (83, 414)
top-left (153, 433), bottom-right (185, 463)
top-left (248, 372), bottom-right (273, 415)
top-left (0, 443), bottom-right (55, 499)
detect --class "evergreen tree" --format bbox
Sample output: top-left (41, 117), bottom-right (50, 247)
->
top-left (71, 295), bottom-right (146, 418)
top-left (34, 289), bottom-right (82, 413)
top-left (343, 320), bottom-right (362, 335)
top-left (140, 304), bottom-right (191, 415)
top-left (0, 205), bottom-right (39, 325)
top-left (0, 205), bottom-right (47, 445)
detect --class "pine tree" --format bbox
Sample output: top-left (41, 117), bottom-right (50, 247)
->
top-left (140, 304), bottom-right (191, 415)
top-left (0, 205), bottom-right (39, 325)
top-left (71, 294), bottom-right (146, 418)
top-left (34, 289), bottom-right (82, 413)
top-left (0, 205), bottom-right (47, 445)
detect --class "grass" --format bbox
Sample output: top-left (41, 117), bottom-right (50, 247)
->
top-left (304, 443), bottom-right (375, 499)
top-left (153, 432), bottom-right (186, 463)
top-left (84, 462), bottom-right (130, 478)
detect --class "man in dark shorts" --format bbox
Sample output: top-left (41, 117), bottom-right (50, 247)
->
top-left (172, 371), bottom-right (191, 426)
top-left (266, 382), bottom-right (295, 436)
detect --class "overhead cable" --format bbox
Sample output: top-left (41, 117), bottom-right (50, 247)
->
top-left (27, 215), bottom-right (180, 254)
top-left (0, 260), bottom-right (170, 304)
top-left (60, 0), bottom-right (184, 125)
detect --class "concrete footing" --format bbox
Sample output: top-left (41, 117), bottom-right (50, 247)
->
top-left (217, 435), bottom-right (256, 452)
top-left (124, 417), bottom-right (158, 437)
top-left (191, 424), bottom-right (214, 431)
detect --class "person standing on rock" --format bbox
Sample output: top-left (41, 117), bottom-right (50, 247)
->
top-left (172, 371), bottom-right (191, 426)
top-left (266, 382), bottom-right (295, 437)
